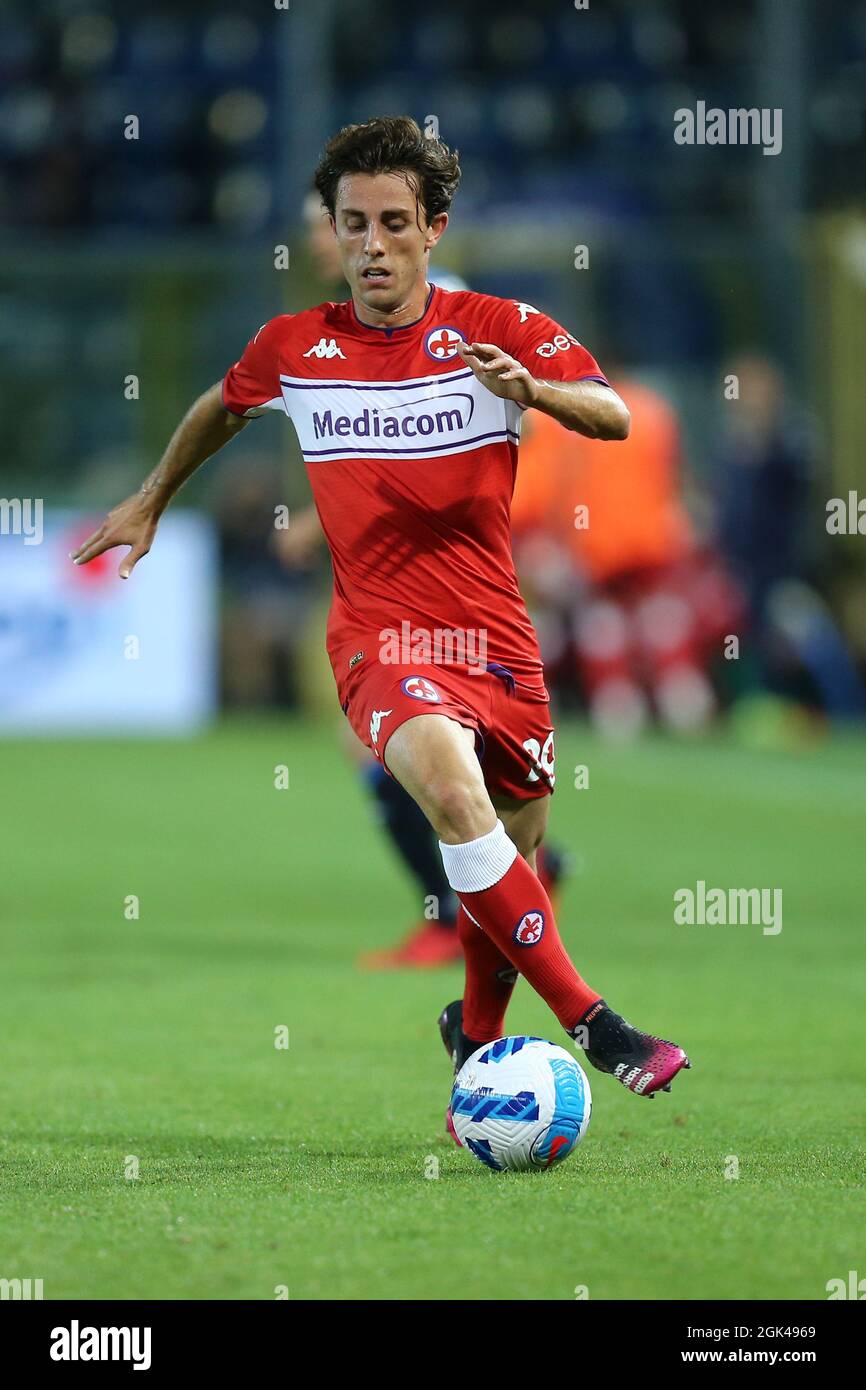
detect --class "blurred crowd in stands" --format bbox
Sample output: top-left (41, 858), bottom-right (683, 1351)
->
top-left (3, 0), bottom-right (865, 232)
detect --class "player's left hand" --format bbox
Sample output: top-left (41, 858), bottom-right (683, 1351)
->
top-left (455, 341), bottom-right (539, 405)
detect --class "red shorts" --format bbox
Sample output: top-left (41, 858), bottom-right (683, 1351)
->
top-left (341, 662), bottom-right (556, 802)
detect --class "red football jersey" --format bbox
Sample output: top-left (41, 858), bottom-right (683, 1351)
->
top-left (222, 284), bottom-right (608, 705)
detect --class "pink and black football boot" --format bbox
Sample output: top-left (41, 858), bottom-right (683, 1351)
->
top-left (570, 999), bottom-right (691, 1098)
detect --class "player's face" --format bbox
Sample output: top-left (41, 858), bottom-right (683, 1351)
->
top-left (331, 171), bottom-right (446, 314)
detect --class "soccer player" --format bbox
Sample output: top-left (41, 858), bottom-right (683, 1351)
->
top-left (277, 194), bottom-right (566, 970)
top-left (71, 116), bottom-right (690, 1099)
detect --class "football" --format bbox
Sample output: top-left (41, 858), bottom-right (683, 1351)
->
top-left (447, 1036), bottom-right (592, 1172)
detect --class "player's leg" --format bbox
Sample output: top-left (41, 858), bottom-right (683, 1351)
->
top-left (382, 711), bottom-right (494, 839)
top-left (444, 793), bottom-right (551, 1059)
top-left (488, 783), bottom-right (690, 1099)
top-left (362, 760), bottom-right (459, 923)
top-left (385, 711), bottom-right (690, 1097)
top-left (384, 713), bottom-right (599, 1041)
top-left (340, 721), bottom-right (460, 968)
top-left (380, 713), bottom-right (520, 1066)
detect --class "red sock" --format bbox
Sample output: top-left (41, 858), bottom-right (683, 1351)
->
top-left (456, 906), bottom-right (516, 1041)
top-left (441, 820), bottom-right (600, 1033)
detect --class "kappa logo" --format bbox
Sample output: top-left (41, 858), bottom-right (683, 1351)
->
top-left (424, 326), bottom-right (465, 361)
top-left (369, 708), bottom-right (392, 747)
top-left (303, 337), bottom-right (347, 360)
top-left (401, 675), bottom-right (441, 702)
top-left (513, 910), bottom-right (545, 946)
top-left (513, 301), bottom-right (541, 324)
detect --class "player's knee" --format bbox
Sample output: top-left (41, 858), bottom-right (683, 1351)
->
top-left (427, 777), bottom-right (494, 844)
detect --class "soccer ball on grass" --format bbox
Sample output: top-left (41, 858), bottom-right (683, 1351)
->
top-left (447, 1036), bottom-right (592, 1172)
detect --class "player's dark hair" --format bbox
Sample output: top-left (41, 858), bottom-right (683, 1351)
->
top-left (313, 116), bottom-right (461, 227)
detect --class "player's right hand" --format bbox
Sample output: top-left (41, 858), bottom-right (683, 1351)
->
top-left (69, 493), bottom-right (159, 579)
top-left (272, 504), bottom-right (323, 569)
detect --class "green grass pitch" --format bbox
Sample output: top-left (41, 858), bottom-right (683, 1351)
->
top-left (2, 718), bottom-right (865, 1300)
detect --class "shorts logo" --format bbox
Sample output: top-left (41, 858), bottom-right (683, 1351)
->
top-left (424, 326), bottom-right (465, 361)
top-left (401, 676), bottom-right (441, 702)
top-left (370, 708), bottom-right (393, 748)
top-left (513, 910), bottom-right (545, 946)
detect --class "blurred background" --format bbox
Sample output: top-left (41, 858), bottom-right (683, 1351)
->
top-left (6, 2), bottom-right (866, 1305)
top-left (2, 0), bottom-right (866, 741)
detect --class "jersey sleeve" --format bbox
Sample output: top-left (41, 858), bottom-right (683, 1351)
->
top-left (492, 299), bottom-right (610, 391)
top-left (222, 315), bottom-right (290, 417)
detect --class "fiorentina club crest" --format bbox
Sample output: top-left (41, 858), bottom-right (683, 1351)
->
top-left (401, 675), bottom-right (441, 702)
top-left (514, 910), bottom-right (545, 946)
top-left (424, 325), bottom-right (465, 361)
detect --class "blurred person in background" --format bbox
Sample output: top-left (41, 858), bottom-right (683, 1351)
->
top-left (714, 352), bottom-right (866, 726)
top-left (512, 372), bottom-right (739, 737)
top-left (214, 453), bottom-right (320, 709)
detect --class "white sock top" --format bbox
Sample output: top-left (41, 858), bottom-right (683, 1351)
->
top-left (438, 819), bottom-right (517, 894)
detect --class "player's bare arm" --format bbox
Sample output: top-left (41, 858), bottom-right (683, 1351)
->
top-left (273, 503), bottom-right (325, 568)
top-left (70, 382), bottom-right (248, 578)
top-left (456, 340), bottom-right (630, 440)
